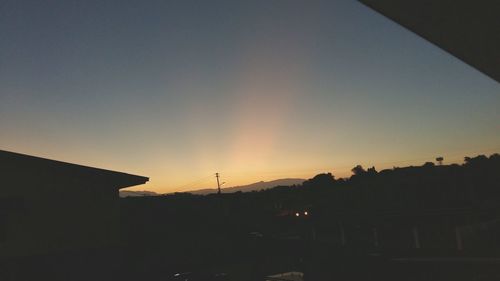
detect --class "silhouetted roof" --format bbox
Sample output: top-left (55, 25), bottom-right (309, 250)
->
top-left (359, 0), bottom-right (500, 83)
top-left (0, 150), bottom-right (149, 189)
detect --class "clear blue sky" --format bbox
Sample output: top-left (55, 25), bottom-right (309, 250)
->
top-left (1, 0), bottom-right (499, 192)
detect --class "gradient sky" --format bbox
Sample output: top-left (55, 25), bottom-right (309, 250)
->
top-left (1, 0), bottom-right (499, 193)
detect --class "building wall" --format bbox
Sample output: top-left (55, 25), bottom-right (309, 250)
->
top-left (0, 173), bottom-right (120, 258)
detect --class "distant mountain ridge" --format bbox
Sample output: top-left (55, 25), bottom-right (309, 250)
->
top-left (186, 178), bottom-right (305, 195)
top-left (120, 178), bottom-right (306, 197)
top-left (120, 190), bottom-right (159, 197)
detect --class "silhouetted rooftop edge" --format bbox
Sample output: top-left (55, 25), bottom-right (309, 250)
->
top-left (359, 0), bottom-right (500, 83)
top-left (0, 150), bottom-right (149, 189)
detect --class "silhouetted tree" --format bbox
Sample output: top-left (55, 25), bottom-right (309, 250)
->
top-left (436, 156), bottom-right (444, 165)
top-left (366, 166), bottom-right (377, 176)
top-left (351, 165), bottom-right (366, 176)
top-left (464, 154), bottom-right (488, 165)
top-left (303, 173), bottom-right (336, 188)
top-left (422, 162), bottom-right (435, 168)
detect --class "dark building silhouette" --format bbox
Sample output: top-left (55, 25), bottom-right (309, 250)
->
top-left (0, 150), bottom-right (148, 280)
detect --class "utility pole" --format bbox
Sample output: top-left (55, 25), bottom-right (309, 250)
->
top-left (216, 172), bottom-right (221, 194)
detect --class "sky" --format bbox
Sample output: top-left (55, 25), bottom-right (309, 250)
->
top-left (1, 0), bottom-right (499, 193)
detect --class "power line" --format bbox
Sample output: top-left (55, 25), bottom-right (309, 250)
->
top-left (174, 175), bottom-right (214, 191)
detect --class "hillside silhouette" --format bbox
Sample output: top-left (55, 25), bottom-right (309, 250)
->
top-left (120, 190), bottom-right (159, 197)
top-left (119, 153), bottom-right (500, 281)
top-left (186, 178), bottom-right (306, 195)
top-left (4, 151), bottom-right (499, 280)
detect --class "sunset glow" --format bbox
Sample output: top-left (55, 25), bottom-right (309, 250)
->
top-left (1, 1), bottom-right (499, 193)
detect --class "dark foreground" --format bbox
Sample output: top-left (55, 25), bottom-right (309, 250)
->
top-left (2, 154), bottom-right (500, 280)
